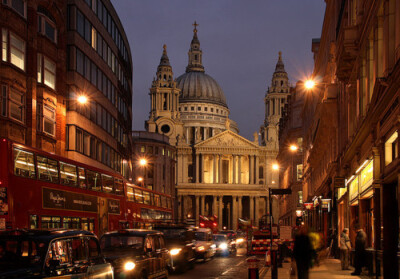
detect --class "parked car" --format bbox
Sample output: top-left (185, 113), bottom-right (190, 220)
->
top-left (193, 228), bottom-right (216, 261)
top-left (213, 234), bottom-right (236, 256)
top-left (100, 229), bottom-right (169, 279)
top-left (153, 225), bottom-right (196, 272)
top-left (0, 229), bottom-right (113, 279)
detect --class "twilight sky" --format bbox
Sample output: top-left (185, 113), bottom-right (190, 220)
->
top-left (111, 0), bottom-right (326, 140)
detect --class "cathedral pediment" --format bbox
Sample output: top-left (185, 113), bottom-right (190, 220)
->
top-left (195, 130), bottom-right (259, 150)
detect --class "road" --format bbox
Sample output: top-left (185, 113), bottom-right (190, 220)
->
top-left (170, 247), bottom-right (267, 279)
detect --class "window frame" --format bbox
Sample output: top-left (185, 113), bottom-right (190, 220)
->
top-left (38, 13), bottom-right (57, 43)
top-left (9, 88), bottom-right (25, 123)
top-left (9, 32), bottom-right (25, 71)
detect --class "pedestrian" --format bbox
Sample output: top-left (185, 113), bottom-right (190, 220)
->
top-left (293, 227), bottom-right (312, 279)
top-left (340, 228), bottom-right (351, 270)
top-left (351, 224), bottom-right (366, 276)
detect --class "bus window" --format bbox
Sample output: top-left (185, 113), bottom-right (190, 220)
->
top-left (37, 156), bottom-right (59, 183)
top-left (81, 218), bottom-right (89, 231)
top-left (114, 179), bottom-right (124, 196)
top-left (41, 216), bottom-right (61, 229)
top-left (101, 174), bottom-right (114, 193)
top-left (71, 217), bottom-right (80, 229)
top-left (161, 196), bottom-right (167, 208)
top-left (60, 162), bottom-right (77, 186)
top-left (143, 191), bottom-right (151, 205)
top-left (86, 170), bottom-right (101, 191)
top-left (13, 148), bottom-right (36, 178)
top-left (78, 167), bottom-right (86, 189)
top-left (154, 194), bottom-right (160, 207)
top-left (134, 189), bottom-right (143, 203)
top-left (29, 215), bottom-right (38, 229)
top-left (127, 186), bottom-right (134, 201)
top-left (63, 217), bottom-right (71, 229)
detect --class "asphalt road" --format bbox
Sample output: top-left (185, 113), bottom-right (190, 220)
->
top-left (170, 247), bottom-right (267, 279)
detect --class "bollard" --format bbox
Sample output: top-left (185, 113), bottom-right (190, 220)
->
top-left (247, 257), bottom-right (260, 279)
top-left (271, 249), bottom-right (278, 279)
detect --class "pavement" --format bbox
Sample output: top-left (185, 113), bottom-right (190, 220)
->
top-left (262, 258), bottom-right (373, 279)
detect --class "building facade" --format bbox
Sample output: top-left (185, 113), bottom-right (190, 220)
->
top-left (1, 0), bottom-right (133, 177)
top-left (146, 25), bottom-right (280, 229)
top-left (300, 0), bottom-right (400, 277)
top-left (277, 82), bottom-right (305, 227)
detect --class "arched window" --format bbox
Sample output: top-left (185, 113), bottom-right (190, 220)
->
top-left (38, 6), bottom-right (57, 43)
top-left (259, 166), bottom-right (264, 179)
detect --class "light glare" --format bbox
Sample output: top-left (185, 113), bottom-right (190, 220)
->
top-left (77, 95), bottom-right (88, 104)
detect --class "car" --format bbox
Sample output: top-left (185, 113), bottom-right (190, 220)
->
top-left (153, 225), bottom-right (196, 272)
top-left (213, 234), bottom-right (236, 256)
top-left (0, 229), bottom-right (113, 279)
top-left (100, 229), bottom-right (169, 279)
top-left (193, 228), bottom-right (216, 261)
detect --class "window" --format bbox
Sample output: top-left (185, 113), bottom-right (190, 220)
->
top-left (41, 216), bottom-right (61, 229)
top-left (101, 174), bottom-right (114, 193)
top-left (37, 156), bottom-right (59, 183)
top-left (297, 164), bottom-right (303, 181)
top-left (91, 27), bottom-right (97, 50)
top-left (14, 148), bottom-right (35, 178)
top-left (76, 129), bottom-right (83, 153)
top-left (127, 186), bottom-right (134, 201)
top-left (2, 29), bottom-right (7, 62)
top-left (9, 89), bottom-right (24, 122)
top-left (78, 167), bottom-right (86, 189)
top-left (298, 191), bottom-right (303, 205)
top-left (60, 162), bottom-right (77, 186)
top-left (114, 178), bottom-right (123, 195)
top-left (86, 169), bottom-right (101, 191)
top-left (3, 0), bottom-right (26, 18)
top-left (1, 85), bottom-right (7, 116)
top-left (143, 191), bottom-right (151, 205)
top-left (44, 57), bottom-right (56, 89)
top-left (38, 14), bottom-right (57, 43)
top-left (10, 33), bottom-right (25, 70)
top-left (385, 131), bottom-right (398, 166)
top-left (43, 105), bottom-right (56, 136)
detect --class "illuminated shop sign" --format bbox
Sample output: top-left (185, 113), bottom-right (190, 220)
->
top-left (304, 203), bottom-right (314, 210)
top-left (347, 159), bottom-right (374, 203)
top-left (360, 160), bottom-right (373, 192)
top-left (337, 186), bottom-right (347, 200)
top-left (349, 176), bottom-right (359, 201)
top-left (321, 199), bottom-right (331, 212)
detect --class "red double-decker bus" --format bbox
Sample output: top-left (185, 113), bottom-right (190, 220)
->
top-left (0, 138), bottom-right (172, 236)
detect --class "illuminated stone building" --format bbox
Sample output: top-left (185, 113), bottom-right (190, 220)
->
top-left (146, 24), bottom-right (279, 229)
top-left (0, 0), bottom-right (133, 176)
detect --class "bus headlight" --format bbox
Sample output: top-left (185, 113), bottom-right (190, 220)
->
top-left (219, 243), bottom-right (228, 250)
top-left (124, 261), bottom-right (136, 271)
top-left (170, 248), bottom-right (182, 256)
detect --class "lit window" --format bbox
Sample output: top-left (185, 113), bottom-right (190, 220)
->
top-left (60, 162), bottom-right (77, 186)
top-left (43, 105), bottom-right (56, 136)
top-left (14, 147), bottom-right (35, 178)
top-left (44, 57), bottom-right (56, 89)
top-left (37, 155), bottom-right (59, 182)
top-left (10, 33), bottom-right (25, 70)
top-left (297, 164), bottom-right (303, 181)
top-left (91, 27), bottom-right (97, 50)
top-left (9, 88), bottom-right (24, 123)
top-left (385, 131), bottom-right (398, 166)
top-left (2, 29), bottom-right (7, 62)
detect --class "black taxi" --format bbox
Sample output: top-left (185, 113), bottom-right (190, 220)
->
top-left (0, 229), bottom-right (113, 279)
top-left (100, 229), bottom-right (169, 279)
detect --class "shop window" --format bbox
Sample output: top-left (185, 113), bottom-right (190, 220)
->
top-left (9, 88), bottom-right (24, 123)
top-left (101, 174), bottom-right (114, 193)
top-left (37, 156), bottom-right (59, 183)
top-left (60, 162), bottom-right (77, 186)
top-left (385, 131), bottom-right (398, 166)
top-left (86, 169), bottom-right (101, 191)
top-left (14, 148), bottom-right (35, 178)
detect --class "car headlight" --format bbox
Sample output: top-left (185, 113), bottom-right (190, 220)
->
top-left (170, 248), bottom-right (182, 256)
top-left (211, 244), bottom-right (216, 249)
top-left (236, 238), bottom-right (244, 244)
top-left (197, 246), bottom-right (205, 251)
top-left (124, 261), bottom-right (136, 271)
top-left (219, 243), bottom-right (228, 250)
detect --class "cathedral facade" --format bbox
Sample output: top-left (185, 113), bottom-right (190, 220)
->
top-left (145, 24), bottom-right (284, 229)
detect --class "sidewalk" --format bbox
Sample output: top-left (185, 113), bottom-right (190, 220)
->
top-left (261, 258), bottom-right (370, 279)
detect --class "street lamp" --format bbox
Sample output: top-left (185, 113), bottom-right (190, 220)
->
top-left (289, 144), bottom-right (298, 152)
top-left (304, 79), bottom-right (316, 90)
top-left (139, 158), bottom-right (147, 166)
top-left (272, 163), bottom-right (279, 171)
top-left (77, 95), bottom-right (88, 104)
top-left (137, 177), bottom-right (144, 187)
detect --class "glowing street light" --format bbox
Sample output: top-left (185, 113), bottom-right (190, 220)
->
top-left (139, 158), bottom-right (147, 166)
top-left (290, 145), bottom-right (298, 151)
top-left (304, 79), bottom-right (315, 90)
top-left (77, 95), bottom-right (88, 104)
top-left (272, 163), bottom-right (279, 171)
top-left (137, 177), bottom-right (143, 182)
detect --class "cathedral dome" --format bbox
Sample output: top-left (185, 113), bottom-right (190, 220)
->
top-left (176, 72), bottom-right (227, 107)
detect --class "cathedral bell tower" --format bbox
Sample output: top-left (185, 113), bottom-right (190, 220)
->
top-left (260, 51), bottom-right (291, 147)
top-left (186, 21), bottom-right (204, 73)
top-left (146, 45), bottom-right (183, 146)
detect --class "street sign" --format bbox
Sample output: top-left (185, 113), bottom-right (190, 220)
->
top-left (270, 188), bottom-right (292, 195)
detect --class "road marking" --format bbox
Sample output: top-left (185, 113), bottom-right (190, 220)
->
top-left (220, 259), bottom-right (246, 275)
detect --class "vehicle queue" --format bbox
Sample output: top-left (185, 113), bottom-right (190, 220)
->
top-left (0, 226), bottom-right (244, 279)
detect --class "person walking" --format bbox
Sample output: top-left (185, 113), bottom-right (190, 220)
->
top-left (293, 227), bottom-right (312, 279)
top-left (352, 224), bottom-right (367, 276)
top-left (340, 228), bottom-right (351, 270)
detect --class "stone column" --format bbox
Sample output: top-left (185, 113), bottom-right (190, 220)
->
top-left (238, 196), bottom-right (243, 219)
top-left (255, 156), bottom-right (259, 185)
top-left (195, 154), bottom-right (199, 183)
top-left (218, 196), bottom-right (223, 231)
top-left (182, 196), bottom-right (187, 220)
top-left (200, 195), bottom-right (205, 216)
top-left (233, 155), bottom-right (237, 184)
top-left (227, 202), bottom-right (231, 229)
top-left (212, 196), bottom-right (217, 216)
top-left (232, 196), bottom-right (238, 230)
top-left (238, 155), bottom-right (242, 184)
top-left (255, 196), bottom-right (260, 227)
top-left (213, 154), bottom-right (217, 183)
top-left (219, 155), bottom-right (223, 183)
top-left (249, 155), bottom-right (254, 184)
top-left (195, 195), bottom-right (200, 226)
top-left (250, 195), bottom-right (254, 222)
top-left (201, 154), bottom-right (204, 183)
